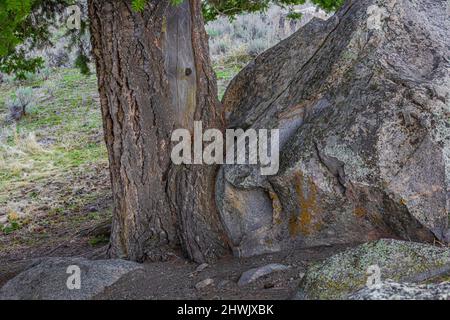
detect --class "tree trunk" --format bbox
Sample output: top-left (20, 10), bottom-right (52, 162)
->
top-left (88, 0), bottom-right (230, 262)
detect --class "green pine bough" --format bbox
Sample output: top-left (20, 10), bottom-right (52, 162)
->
top-left (0, 0), bottom-right (344, 78)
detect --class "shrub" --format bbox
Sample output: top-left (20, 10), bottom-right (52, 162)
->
top-left (6, 87), bottom-right (34, 121)
top-left (207, 4), bottom-right (329, 63)
top-left (38, 67), bottom-right (52, 81)
top-left (247, 38), bottom-right (268, 57)
top-left (44, 43), bottom-right (70, 68)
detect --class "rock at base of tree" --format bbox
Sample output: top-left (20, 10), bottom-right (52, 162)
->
top-left (238, 263), bottom-right (290, 286)
top-left (218, 0), bottom-right (450, 257)
top-left (349, 281), bottom-right (450, 300)
top-left (295, 239), bottom-right (450, 300)
top-left (0, 257), bottom-right (143, 300)
top-left (0, 258), bottom-right (44, 289)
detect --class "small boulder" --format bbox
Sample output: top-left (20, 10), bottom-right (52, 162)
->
top-left (195, 263), bottom-right (209, 273)
top-left (0, 257), bottom-right (143, 300)
top-left (238, 263), bottom-right (290, 286)
top-left (195, 278), bottom-right (214, 290)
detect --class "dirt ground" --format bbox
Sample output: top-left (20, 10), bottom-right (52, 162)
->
top-left (96, 244), bottom-right (352, 300)
top-left (0, 232), bottom-right (352, 300)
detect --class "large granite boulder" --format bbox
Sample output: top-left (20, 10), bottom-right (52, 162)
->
top-left (296, 239), bottom-right (450, 300)
top-left (218, 0), bottom-right (450, 257)
top-left (349, 281), bottom-right (450, 300)
top-left (0, 257), bottom-right (143, 300)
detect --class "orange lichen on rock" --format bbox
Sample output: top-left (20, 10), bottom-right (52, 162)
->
top-left (269, 190), bottom-right (283, 225)
top-left (289, 172), bottom-right (319, 237)
top-left (354, 207), bottom-right (366, 218)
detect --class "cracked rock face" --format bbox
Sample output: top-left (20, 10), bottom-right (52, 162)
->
top-left (218, 0), bottom-right (450, 257)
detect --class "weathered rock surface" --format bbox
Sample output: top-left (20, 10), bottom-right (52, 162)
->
top-left (195, 278), bottom-right (215, 290)
top-left (349, 281), bottom-right (450, 300)
top-left (218, 0), bottom-right (450, 257)
top-left (296, 239), bottom-right (450, 300)
top-left (0, 257), bottom-right (143, 300)
top-left (195, 263), bottom-right (209, 273)
top-left (238, 263), bottom-right (290, 286)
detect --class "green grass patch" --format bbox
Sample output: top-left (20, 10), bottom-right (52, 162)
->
top-left (88, 234), bottom-right (110, 246)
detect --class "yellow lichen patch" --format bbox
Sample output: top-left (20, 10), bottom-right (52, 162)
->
top-left (226, 186), bottom-right (245, 215)
top-left (7, 210), bottom-right (19, 222)
top-left (368, 211), bottom-right (384, 228)
top-left (269, 190), bottom-right (282, 225)
top-left (354, 207), bottom-right (366, 218)
top-left (161, 16), bottom-right (167, 34)
top-left (289, 172), bottom-right (319, 237)
top-left (299, 207), bottom-right (313, 235)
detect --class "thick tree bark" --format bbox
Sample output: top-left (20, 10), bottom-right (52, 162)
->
top-left (88, 0), bottom-right (230, 262)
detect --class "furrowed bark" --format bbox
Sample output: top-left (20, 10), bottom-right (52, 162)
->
top-left (88, 0), bottom-right (230, 262)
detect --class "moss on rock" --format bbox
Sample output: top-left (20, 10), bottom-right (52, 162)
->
top-left (297, 239), bottom-right (450, 300)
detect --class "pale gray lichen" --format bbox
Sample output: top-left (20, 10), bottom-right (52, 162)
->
top-left (297, 239), bottom-right (450, 300)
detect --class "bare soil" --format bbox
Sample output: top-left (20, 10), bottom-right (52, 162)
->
top-left (0, 231), bottom-right (352, 300)
top-left (96, 244), bottom-right (352, 300)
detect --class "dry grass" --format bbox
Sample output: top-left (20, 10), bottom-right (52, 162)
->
top-left (0, 68), bottom-right (111, 261)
